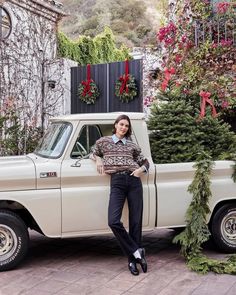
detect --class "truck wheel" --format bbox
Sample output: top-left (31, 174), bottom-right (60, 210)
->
top-left (0, 210), bottom-right (29, 271)
top-left (211, 204), bottom-right (236, 253)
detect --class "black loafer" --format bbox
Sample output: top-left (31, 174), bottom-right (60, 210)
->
top-left (128, 261), bottom-right (139, 275)
top-left (136, 248), bottom-right (147, 273)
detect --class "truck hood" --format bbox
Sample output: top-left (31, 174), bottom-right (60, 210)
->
top-left (0, 155), bottom-right (36, 192)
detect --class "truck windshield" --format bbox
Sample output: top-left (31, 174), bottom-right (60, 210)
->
top-left (34, 122), bottom-right (72, 158)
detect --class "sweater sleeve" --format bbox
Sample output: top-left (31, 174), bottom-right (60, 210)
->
top-left (92, 138), bottom-right (103, 158)
top-left (133, 146), bottom-right (150, 171)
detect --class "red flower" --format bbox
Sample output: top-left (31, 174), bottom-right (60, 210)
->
top-left (175, 81), bottom-right (181, 87)
top-left (220, 39), bottom-right (233, 47)
top-left (216, 2), bottom-right (231, 14)
top-left (157, 22), bottom-right (177, 47)
top-left (221, 100), bottom-right (229, 108)
top-left (175, 54), bottom-right (182, 63)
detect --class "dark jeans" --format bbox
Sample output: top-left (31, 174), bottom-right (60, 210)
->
top-left (108, 173), bottom-right (143, 260)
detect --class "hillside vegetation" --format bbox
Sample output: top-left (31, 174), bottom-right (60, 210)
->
top-left (59, 0), bottom-right (167, 47)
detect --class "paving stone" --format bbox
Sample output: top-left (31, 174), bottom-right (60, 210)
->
top-left (191, 280), bottom-right (233, 295)
top-left (25, 279), bottom-right (69, 294)
top-left (226, 283), bottom-right (236, 295)
top-left (55, 282), bottom-right (98, 294)
top-left (1, 230), bottom-right (236, 295)
top-left (88, 286), bottom-right (123, 295)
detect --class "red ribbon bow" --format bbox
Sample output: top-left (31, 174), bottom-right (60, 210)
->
top-left (119, 60), bottom-right (129, 94)
top-left (199, 91), bottom-right (217, 118)
top-left (161, 67), bottom-right (175, 91)
top-left (82, 64), bottom-right (92, 97)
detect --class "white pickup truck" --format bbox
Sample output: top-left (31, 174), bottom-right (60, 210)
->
top-left (0, 112), bottom-right (235, 271)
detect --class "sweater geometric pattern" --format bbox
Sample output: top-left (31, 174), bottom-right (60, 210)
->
top-left (93, 136), bottom-right (149, 174)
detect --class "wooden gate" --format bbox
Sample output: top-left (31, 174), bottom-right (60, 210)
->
top-left (71, 59), bottom-right (143, 113)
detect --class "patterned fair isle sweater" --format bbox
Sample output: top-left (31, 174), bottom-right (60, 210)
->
top-left (93, 136), bottom-right (149, 174)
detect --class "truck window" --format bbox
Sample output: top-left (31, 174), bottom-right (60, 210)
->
top-left (34, 122), bottom-right (72, 158)
top-left (71, 125), bottom-right (102, 158)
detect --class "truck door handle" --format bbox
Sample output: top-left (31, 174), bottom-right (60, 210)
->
top-left (71, 159), bottom-right (81, 167)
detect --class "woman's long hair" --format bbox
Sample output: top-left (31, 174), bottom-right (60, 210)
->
top-left (112, 114), bottom-right (132, 138)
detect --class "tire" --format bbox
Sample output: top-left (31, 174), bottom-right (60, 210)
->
top-left (0, 210), bottom-right (29, 271)
top-left (211, 204), bottom-right (236, 253)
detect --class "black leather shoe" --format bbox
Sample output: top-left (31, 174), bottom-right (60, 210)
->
top-left (136, 248), bottom-right (147, 273)
top-left (128, 261), bottom-right (139, 275)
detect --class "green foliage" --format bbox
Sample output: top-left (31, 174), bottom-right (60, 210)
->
top-left (188, 254), bottom-right (236, 274)
top-left (148, 100), bottom-right (201, 163)
top-left (156, 1), bottom-right (236, 124)
top-left (173, 154), bottom-right (236, 274)
top-left (57, 27), bottom-right (131, 65)
top-left (173, 154), bottom-right (213, 259)
top-left (150, 0), bottom-right (236, 274)
top-left (0, 110), bottom-right (42, 156)
top-left (148, 96), bottom-right (236, 164)
top-left (196, 113), bottom-right (236, 160)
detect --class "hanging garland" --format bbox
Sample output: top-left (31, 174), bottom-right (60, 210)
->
top-left (115, 60), bottom-right (138, 103)
top-left (78, 64), bottom-right (99, 104)
top-left (173, 152), bottom-right (236, 274)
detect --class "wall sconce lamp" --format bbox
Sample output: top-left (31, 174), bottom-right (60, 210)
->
top-left (48, 80), bottom-right (56, 89)
top-left (149, 68), bottom-right (160, 80)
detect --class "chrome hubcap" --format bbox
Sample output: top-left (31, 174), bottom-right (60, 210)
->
top-left (0, 225), bottom-right (17, 260)
top-left (221, 211), bottom-right (236, 245)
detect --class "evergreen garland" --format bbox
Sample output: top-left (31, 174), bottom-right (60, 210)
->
top-left (173, 153), bottom-right (236, 274)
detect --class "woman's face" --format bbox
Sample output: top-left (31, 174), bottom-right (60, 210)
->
top-left (115, 119), bottom-right (129, 138)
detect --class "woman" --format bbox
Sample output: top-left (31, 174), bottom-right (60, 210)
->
top-left (91, 114), bottom-right (149, 275)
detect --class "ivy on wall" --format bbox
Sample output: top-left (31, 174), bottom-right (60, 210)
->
top-left (57, 27), bottom-right (131, 65)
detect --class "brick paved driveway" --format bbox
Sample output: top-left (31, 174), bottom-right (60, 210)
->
top-left (0, 229), bottom-right (236, 295)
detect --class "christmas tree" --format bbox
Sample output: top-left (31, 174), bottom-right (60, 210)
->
top-left (148, 95), bottom-right (236, 164)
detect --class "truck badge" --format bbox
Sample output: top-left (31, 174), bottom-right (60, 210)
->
top-left (40, 172), bottom-right (57, 178)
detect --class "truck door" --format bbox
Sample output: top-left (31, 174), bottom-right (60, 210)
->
top-left (60, 123), bottom-right (113, 236)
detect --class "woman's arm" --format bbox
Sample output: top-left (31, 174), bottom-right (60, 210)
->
top-left (132, 145), bottom-right (150, 177)
top-left (92, 155), bottom-right (104, 174)
top-left (90, 139), bottom-right (104, 174)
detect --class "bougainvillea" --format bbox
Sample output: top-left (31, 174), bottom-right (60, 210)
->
top-left (154, 0), bottom-right (236, 118)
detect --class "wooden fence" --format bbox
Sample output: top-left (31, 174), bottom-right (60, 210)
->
top-left (71, 59), bottom-right (143, 114)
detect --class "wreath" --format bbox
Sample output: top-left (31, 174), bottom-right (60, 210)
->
top-left (78, 64), bottom-right (99, 104)
top-left (115, 60), bottom-right (138, 103)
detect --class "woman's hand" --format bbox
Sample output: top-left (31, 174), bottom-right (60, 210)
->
top-left (96, 156), bottom-right (104, 174)
top-left (130, 167), bottom-right (143, 178)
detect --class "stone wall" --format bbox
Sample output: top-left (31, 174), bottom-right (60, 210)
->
top-left (131, 47), bottom-right (161, 117)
